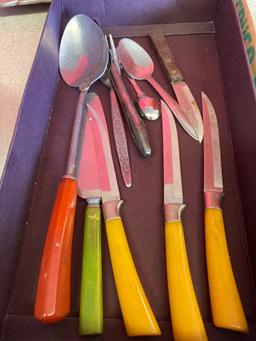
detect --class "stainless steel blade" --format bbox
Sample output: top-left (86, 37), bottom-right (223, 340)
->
top-left (77, 93), bottom-right (102, 200)
top-left (161, 100), bottom-right (183, 205)
top-left (173, 82), bottom-right (204, 143)
top-left (149, 30), bottom-right (203, 142)
top-left (87, 95), bottom-right (120, 204)
top-left (202, 92), bottom-right (223, 193)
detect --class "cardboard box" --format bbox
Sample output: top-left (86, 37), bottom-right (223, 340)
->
top-left (1, 0), bottom-right (256, 339)
top-left (235, 0), bottom-right (256, 88)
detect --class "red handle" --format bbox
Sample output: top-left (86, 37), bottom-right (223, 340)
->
top-left (34, 177), bottom-right (77, 323)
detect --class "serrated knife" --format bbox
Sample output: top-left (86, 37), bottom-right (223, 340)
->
top-left (161, 100), bottom-right (207, 341)
top-left (202, 92), bottom-right (248, 333)
top-left (149, 30), bottom-right (204, 142)
top-left (86, 93), bottom-right (160, 336)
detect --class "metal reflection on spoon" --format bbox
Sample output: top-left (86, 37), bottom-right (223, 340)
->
top-left (118, 38), bottom-right (199, 141)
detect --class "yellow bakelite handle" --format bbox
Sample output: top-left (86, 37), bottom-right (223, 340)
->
top-left (205, 208), bottom-right (248, 333)
top-left (165, 221), bottom-right (207, 341)
top-left (105, 218), bottom-right (161, 336)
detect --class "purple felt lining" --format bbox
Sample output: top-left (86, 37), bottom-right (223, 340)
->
top-left (61, 0), bottom-right (217, 27)
top-left (0, 0), bottom-right (62, 331)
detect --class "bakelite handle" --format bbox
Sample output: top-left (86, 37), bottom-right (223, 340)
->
top-left (205, 208), bottom-right (248, 333)
top-left (34, 177), bottom-right (77, 323)
top-left (105, 218), bottom-right (161, 336)
top-left (79, 205), bottom-right (103, 335)
top-left (165, 221), bottom-right (208, 341)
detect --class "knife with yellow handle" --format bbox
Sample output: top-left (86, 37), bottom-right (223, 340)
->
top-left (88, 94), bottom-right (160, 336)
top-left (161, 100), bottom-right (207, 341)
top-left (202, 92), bottom-right (248, 333)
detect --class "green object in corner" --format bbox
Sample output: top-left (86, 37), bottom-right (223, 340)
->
top-left (79, 204), bottom-right (103, 335)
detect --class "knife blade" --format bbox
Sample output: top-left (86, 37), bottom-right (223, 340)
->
top-left (202, 92), bottom-right (248, 333)
top-left (88, 94), bottom-right (160, 337)
top-left (149, 30), bottom-right (204, 143)
top-left (161, 100), bottom-right (207, 341)
top-left (77, 92), bottom-right (103, 335)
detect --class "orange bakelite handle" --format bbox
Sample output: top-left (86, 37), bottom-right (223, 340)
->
top-left (34, 177), bottom-right (77, 323)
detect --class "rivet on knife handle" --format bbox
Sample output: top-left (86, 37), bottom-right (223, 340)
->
top-left (149, 30), bottom-right (183, 83)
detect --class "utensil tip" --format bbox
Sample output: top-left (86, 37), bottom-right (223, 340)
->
top-left (125, 181), bottom-right (132, 188)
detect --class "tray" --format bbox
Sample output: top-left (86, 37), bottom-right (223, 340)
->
top-left (1, 0), bottom-right (256, 339)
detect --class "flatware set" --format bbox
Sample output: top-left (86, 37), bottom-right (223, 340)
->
top-left (33, 13), bottom-right (248, 340)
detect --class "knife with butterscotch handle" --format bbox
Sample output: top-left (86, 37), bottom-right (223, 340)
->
top-left (88, 94), bottom-right (160, 336)
top-left (202, 92), bottom-right (248, 333)
top-left (149, 30), bottom-right (204, 143)
top-left (161, 100), bottom-right (207, 341)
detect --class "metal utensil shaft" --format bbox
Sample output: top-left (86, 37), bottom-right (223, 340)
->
top-left (66, 91), bottom-right (88, 178)
top-left (110, 62), bottom-right (151, 157)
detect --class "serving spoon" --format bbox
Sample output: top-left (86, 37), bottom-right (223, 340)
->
top-left (118, 38), bottom-right (198, 140)
top-left (34, 14), bottom-right (108, 324)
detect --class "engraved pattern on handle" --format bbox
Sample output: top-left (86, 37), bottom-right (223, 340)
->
top-left (110, 88), bottom-right (132, 187)
top-left (110, 62), bottom-right (152, 157)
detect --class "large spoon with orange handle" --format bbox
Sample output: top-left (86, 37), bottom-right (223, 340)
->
top-left (34, 14), bottom-right (108, 324)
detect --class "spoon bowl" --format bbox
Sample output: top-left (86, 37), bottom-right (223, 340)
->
top-left (59, 14), bottom-right (108, 90)
top-left (126, 75), bottom-right (160, 120)
top-left (118, 38), bottom-right (198, 140)
top-left (118, 38), bottom-right (154, 80)
top-left (136, 95), bottom-right (160, 121)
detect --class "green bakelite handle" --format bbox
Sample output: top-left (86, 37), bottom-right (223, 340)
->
top-left (79, 204), bottom-right (103, 335)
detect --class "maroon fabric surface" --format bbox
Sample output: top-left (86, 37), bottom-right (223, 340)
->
top-left (3, 316), bottom-right (256, 341)
top-left (4, 32), bottom-right (256, 339)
